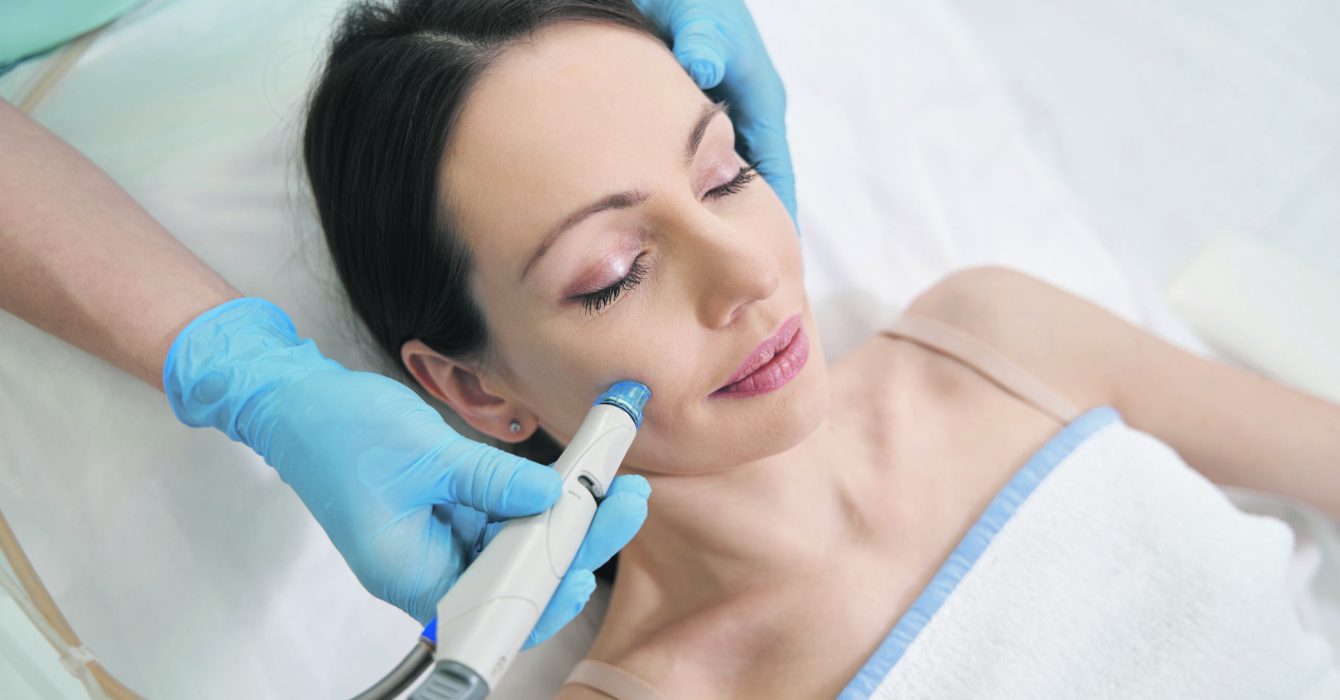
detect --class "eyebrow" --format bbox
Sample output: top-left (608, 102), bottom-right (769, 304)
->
top-left (685, 100), bottom-right (727, 163)
top-left (518, 101), bottom-right (729, 283)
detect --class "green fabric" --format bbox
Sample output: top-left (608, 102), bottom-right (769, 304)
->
top-left (0, 0), bottom-right (146, 66)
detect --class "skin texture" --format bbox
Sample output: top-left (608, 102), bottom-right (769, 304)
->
top-left (634, 0), bottom-right (798, 221)
top-left (398, 23), bottom-right (874, 695)
top-left (402, 22), bottom-right (830, 476)
top-left (0, 0), bottom-right (799, 662)
top-left (401, 21), bottom-right (1340, 700)
top-left (400, 22), bottom-right (1048, 698)
top-left (0, 100), bottom-right (239, 387)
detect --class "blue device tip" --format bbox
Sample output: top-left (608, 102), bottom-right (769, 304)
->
top-left (596, 381), bottom-right (650, 428)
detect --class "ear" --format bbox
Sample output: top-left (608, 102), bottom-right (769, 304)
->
top-left (401, 339), bottom-right (536, 443)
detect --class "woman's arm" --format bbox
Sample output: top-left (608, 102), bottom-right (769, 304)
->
top-left (0, 99), bottom-right (239, 386)
top-left (915, 265), bottom-right (1340, 519)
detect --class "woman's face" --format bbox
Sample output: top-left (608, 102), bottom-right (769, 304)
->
top-left (433, 21), bottom-right (827, 475)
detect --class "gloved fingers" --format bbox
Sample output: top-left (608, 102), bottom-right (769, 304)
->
top-left (709, 58), bottom-right (796, 223)
top-left (395, 507), bottom-right (470, 624)
top-left (478, 519), bottom-right (506, 552)
top-left (634, 0), bottom-right (728, 88)
top-left (641, 0), bottom-right (798, 221)
top-left (445, 505), bottom-right (482, 553)
top-left (739, 120), bottom-right (797, 223)
top-left (670, 14), bottom-right (728, 90)
top-left (570, 475), bottom-right (651, 573)
top-left (444, 504), bottom-right (493, 560)
top-left (523, 568), bottom-right (597, 650)
top-left (668, 4), bottom-right (798, 223)
top-left (436, 441), bottom-right (562, 519)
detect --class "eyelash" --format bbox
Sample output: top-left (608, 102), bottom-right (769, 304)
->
top-left (706, 163), bottom-right (759, 199)
top-left (579, 255), bottom-right (649, 314)
top-left (575, 164), bottom-right (758, 315)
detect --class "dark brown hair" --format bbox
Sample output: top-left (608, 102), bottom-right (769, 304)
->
top-left (303, 0), bottom-right (663, 464)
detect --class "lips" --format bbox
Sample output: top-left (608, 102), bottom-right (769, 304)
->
top-left (711, 313), bottom-right (807, 397)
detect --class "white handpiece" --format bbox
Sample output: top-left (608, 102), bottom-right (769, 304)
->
top-left (410, 381), bottom-right (650, 700)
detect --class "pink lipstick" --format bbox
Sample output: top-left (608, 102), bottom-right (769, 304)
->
top-left (711, 314), bottom-right (809, 399)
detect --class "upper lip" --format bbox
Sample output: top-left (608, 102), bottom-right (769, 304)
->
top-left (715, 313), bottom-right (803, 392)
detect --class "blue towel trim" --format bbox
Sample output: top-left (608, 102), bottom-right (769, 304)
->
top-left (836, 405), bottom-right (1121, 699)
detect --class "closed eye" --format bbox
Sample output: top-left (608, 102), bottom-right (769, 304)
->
top-left (705, 163), bottom-right (758, 199)
top-left (571, 163), bottom-right (756, 316)
top-left (576, 254), bottom-right (649, 315)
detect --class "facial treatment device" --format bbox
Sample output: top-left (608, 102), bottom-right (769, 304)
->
top-left (395, 380), bottom-right (650, 700)
top-left (0, 380), bottom-right (649, 700)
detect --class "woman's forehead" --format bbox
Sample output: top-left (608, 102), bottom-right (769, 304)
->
top-left (441, 22), bottom-right (706, 256)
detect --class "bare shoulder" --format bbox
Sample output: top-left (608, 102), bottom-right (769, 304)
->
top-left (906, 267), bottom-right (1340, 516)
top-left (902, 265), bottom-right (1132, 411)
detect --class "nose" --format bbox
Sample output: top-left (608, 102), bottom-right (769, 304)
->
top-left (671, 207), bottom-right (781, 329)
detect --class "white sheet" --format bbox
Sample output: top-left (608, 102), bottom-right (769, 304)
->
top-left (949, 0), bottom-right (1340, 664)
top-left (951, 0), bottom-right (1340, 285)
top-left (0, 0), bottom-right (1334, 697)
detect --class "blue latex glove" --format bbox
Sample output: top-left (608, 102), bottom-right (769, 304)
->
top-left (637, 0), bottom-right (798, 223)
top-left (163, 298), bottom-right (650, 647)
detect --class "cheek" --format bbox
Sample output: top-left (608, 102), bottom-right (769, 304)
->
top-left (500, 180), bottom-right (808, 465)
top-left (501, 327), bottom-right (701, 444)
top-left (624, 350), bottom-right (831, 474)
top-left (504, 347), bottom-right (600, 439)
top-left (621, 263), bottom-right (823, 473)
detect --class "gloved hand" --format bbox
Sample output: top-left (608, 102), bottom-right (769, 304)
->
top-left (637, 0), bottom-right (798, 223)
top-left (163, 298), bottom-right (650, 647)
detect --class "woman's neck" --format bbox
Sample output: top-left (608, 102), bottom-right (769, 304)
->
top-left (608, 398), bottom-right (898, 632)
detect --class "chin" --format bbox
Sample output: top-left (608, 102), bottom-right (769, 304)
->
top-left (706, 357), bottom-right (831, 468)
top-left (621, 324), bottom-right (831, 475)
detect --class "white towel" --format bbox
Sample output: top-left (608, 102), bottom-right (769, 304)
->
top-left (843, 407), bottom-right (1340, 699)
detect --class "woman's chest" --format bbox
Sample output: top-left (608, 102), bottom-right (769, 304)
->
top-left (625, 337), bottom-right (1077, 699)
top-left (693, 338), bottom-right (1074, 697)
top-left (827, 331), bottom-right (1070, 550)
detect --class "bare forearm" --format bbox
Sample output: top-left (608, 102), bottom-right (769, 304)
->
top-left (0, 100), bottom-right (238, 387)
top-left (1116, 338), bottom-right (1340, 519)
top-left (939, 266), bottom-right (1340, 519)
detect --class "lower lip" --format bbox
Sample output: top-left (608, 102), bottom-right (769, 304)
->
top-left (710, 326), bottom-right (810, 399)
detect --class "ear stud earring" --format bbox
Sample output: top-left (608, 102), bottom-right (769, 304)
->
top-left (509, 420), bottom-right (522, 433)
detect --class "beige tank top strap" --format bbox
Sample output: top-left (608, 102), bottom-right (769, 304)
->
top-left (562, 659), bottom-right (666, 700)
top-left (883, 314), bottom-right (1082, 424)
